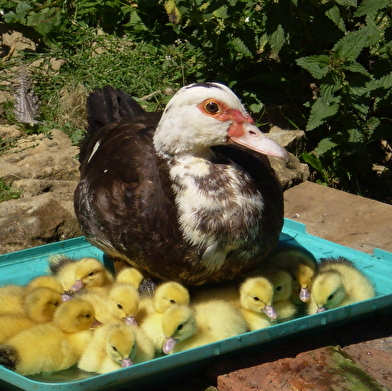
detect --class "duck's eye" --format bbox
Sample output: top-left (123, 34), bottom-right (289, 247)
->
top-left (117, 303), bottom-right (123, 310)
top-left (88, 271), bottom-right (94, 277)
top-left (111, 345), bottom-right (118, 352)
top-left (276, 286), bottom-right (282, 291)
top-left (169, 299), bottom-right (176, 304)
top-left (205, 101), bottom-right (220, 114)
top-left (53, 301), bottom-right (59, 307)
top-left (85, 313), bottom-right (91, 319)
top-left (177, 324), bottom-right (183, 331)
top-left (327, 294), bottom-right (334, 301)
top-left (253, 296), bottom-right (260, 301)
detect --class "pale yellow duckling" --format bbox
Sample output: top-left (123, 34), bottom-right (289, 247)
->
top-left (237, 277), bottom-right (277, 331)
top-left (25, 275), bottom-right (64, 295)
top-left (308, 256), bottom-right (375, 314)
top-left (0, 298), bottom-right (95, 375)
top-left (0, 316), bottom-right (35, 343)
top-left (0, 285), bottom-right (26, 316)
top-left (23, 287), bottom-right (62, 324)
top-left (49, 256), bottom-right (114, 293)
top-left (0, 287), bottom-right (62, 342)
top-left (162, 300), bottom-right (247, 354)
top-left (136, 281), bottom-right (190, 324)
top-left (264, 269), bottom-right (299, 322)
top-left (78, 322), bottom-right (154, 374)
top-left (260, 245), bottom-right (318, 303)
top-left (76, 283), bottom-right (139, 325)
top-left (115, 267), bottom-right (144, 290)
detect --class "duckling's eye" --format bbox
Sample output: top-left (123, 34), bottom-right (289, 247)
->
top-left (205, 100), bottom-right (220, 114)
top-left (253, 296), bottom-right (260, 301)
top-left (53, 301), bottom-right (59, 307)
top-left (88, 271), bottom-right (94, 277)
top-left (327, 294), bottom-right (334, 301)
top-left (169, 299), bottom-right (176, 304)
top-left (117, 303), bottom-right (123, 310)
top-left (276, 286), bottom-right (282, 291)
top-left (85, 313), bottom-right (91, 319)
top-left (111, 345), bottom-right (118, 352)
top-left (177, 324), bottom-right (184, 331)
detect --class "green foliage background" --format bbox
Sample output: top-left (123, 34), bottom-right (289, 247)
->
top-left (1, 0), bottom-right (391, 201)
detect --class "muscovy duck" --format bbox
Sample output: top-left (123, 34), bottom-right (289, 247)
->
top-left (74, 82), bottom-right (288, 285)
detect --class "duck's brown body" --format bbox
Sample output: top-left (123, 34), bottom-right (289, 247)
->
top-left (74, 84), bottom-right (285, 285)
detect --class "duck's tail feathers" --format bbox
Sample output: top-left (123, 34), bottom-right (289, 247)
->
top-left (87, 85), bottom-right (146, 135)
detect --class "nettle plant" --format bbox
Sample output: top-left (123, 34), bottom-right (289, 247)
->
top-left (1, 0), bottom-right (392, 198)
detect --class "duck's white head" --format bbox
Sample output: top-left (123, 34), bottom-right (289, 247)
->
top-left (154, 82), bottom-right (288, 159)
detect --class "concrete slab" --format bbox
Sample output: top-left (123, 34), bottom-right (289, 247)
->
top-left (283, 181), bottom-right (392, 254)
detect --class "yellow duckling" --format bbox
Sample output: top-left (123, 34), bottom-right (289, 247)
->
top-left (0, 275), bottom-right (65, 317)
top-left (162, 300), bottom-right (247, 354)
top-left (78, 322), bottom-right (154, 374)
top-left (115, 267), bottom-right (144, 290)
top-left (260, 245), bottom-right (318, 303)
top-left (25, 275), bottom-right (64, 295)
top-left (0, 298), bottom-right (95, 375)
top-left (264, 269), bottom-right (299, 322)
top-left (0, 285), bottom-right (26, 316)
top-left (0, 287), bottom-right (62, 342)
top-left (237, 277), bottom-right (277, 331)
top-left (0, 316), bottom-right (35, 343)
top-left (308, 256), bottom-right (375, 314)
top-left (49, 256), bottom-right (114, 293)
top-left (76, 283), bottom-right (139, 325)
top-left (136, 281), bottom-right (190, 324)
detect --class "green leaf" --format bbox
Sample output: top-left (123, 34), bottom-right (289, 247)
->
top-left (335, 0), bottom-right (357, 6)
top-left (348, 128), bottom-right (364, 143)
top-left (296, 55), bottom-right (330, 79)
top-left (354, 0), bottom-right (391, 17)
top-left (213, 5), bottom-right (228, 19)
top-left (378, 72), bottom-right (392, 89)
top-left (315, 138), bottom-right (338, 155)
top-left (232, 37), bottom-right (252, 57)
top-left (306, 97), bottom-right (340, 131)
top-left (365, 117), bottom-right (380, 136)
top-left (325, 6), bottom-right (346, 32)
top-left (333, 25), bottom-right (380, 61)
top-left (344, 61), bottom-right (371, 77)
top-left (269, 24), bottom-right (285, 55)
top-left (300, 152), bottom-right (329, 182)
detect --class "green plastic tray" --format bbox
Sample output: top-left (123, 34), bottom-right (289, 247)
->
top-left (0, 218), bottom-right (391, 391)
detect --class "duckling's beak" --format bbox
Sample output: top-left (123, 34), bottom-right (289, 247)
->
top-left (121, 357), bottom-right (133, 368)
top-left (124, 316), bottom-right (137, 326)
top-left (70, 279), bottom-right (85, 292)
top-left (317, 306), bottom-right (326, 313)
top-left (90, 318), bottom-right (103, 328)
top-left (299, 287), bottom-right (310, 302)
top-left (263, 304), bottom-right (278, 320)
top-left (163, 336), bottom-right (177, 354)
top-left (61, 292), bottom-right (73, 302)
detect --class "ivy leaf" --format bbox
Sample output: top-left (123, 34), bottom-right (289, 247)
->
top-left (306, 97), bottom-right (340, 131)
top-left (296, 55), bottom-right (330, 79)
